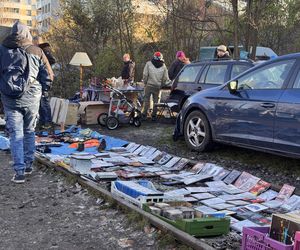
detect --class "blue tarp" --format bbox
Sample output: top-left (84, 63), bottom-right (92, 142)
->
top-left (0, 135), bottom-right (10, 150)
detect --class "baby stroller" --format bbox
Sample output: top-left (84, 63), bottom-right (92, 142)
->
top-left (97, 84), bottom-right (142, 130)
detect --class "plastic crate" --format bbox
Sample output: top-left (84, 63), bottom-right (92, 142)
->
top-left (242, 227), bottom-right (294, 250)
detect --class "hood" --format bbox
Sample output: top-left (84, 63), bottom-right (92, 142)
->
top-left (151, 58), bottom-right (164, 68)
top-left (2, 21), bottom-right (32, 49)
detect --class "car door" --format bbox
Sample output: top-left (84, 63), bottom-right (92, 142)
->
top-left (173, 64), bottom-right (203, 95)
top-left (198, 64), bottom-right (228, 90)
top-left (214, 59), bottom-right (296, 148)
top-left (274, 62), bottom-right (300, 156)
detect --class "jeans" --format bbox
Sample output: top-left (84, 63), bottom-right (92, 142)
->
top-left (5, 105), bottom-right (39, 175)
top-left (39, 95), bottom-right (52, 125)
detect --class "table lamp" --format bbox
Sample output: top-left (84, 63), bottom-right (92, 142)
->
top-left (69, 52), bottom-right (92, 98)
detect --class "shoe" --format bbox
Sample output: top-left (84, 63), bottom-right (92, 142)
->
top-left (24, 167), bottom-right (33, 175)
top-left (11, 174), bottom-right (25, 183)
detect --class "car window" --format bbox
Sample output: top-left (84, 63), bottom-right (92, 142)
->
top-left (231, 64), bottom-right (252, 78)
top-left (238, 60), bottom-right (295, 90)
top-left (199, 66), bottom-right (208, 83)
top-left (293, 70), bottom-right (300, 89)
top-left (205, 65), bottom-right (227, 84)
top-left (178, 65), bottom-right (202, 83)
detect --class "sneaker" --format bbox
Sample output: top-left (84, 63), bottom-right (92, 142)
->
top-left (11, 174), bottom-right (25, 183)
top-left (24, 167), bottom-right (33, 175)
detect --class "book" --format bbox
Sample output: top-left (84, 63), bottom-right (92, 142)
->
top-left (201, 197), bottom-right (226, 206)
top-left (213, 169), bottom-right (230, 181)
top-left (194, 205), bottom-right (217, 215)
top-left (228, 200), bottom-right (250, 206)
top-left (200, 163), bottom-right (223, 176)
top-left (148, 150), bottom-right (162, 161)
top-left (169, 158), bottom-right (189, 171)
top-left (250, 180), bottom-right (271, 196)
top-left (276, 184), bottom-right (295, 201)
top-left (183, 174), bottom-right (213, 185)
top-left (133, 145), bottom-right (147, 155)
top-left (245, 203), bottom-right (268, 212)
top-left (230, 219), bottom-right (259, 233)
top-left (235, 172), bottom-right (260, 191)
top-left (191, 193), bottom-right (216, 200)
top-left (185, 187), bottom-right (210, 193)
top-left (164, 188), bottom-right (191, 197)
top-left (281, 195), bottom-right (300, 211)
top-left (157, 153), bottom-right (173, 165)
top-left (162, 157), bottom-right (181, 169)
top-left (143, 147), bottom-right (157, 158)
top-left (258, 189), bottom-right (279, 201)
top-left (228, 216), bottom-right (239, 224)
top-left (190, 162), bottom-right (206, 174)
top-left (182, 196), bottom-right (198, 203)
top-left (205, 181), bottom-right (228, 189)
top-left (219, 210), bottom-right (237, 216)
top-left (223, 170), bottom-right (241, 184)
top-left (223, 184), bottom-right (244, 194)
top-left (210, 203), bottom-right (235, 210)
top-left (262, 200), bottom-right (283, 209)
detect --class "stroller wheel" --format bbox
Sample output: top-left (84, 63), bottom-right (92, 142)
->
top-left (106, 116), bottom-right (119, 130)
top-left (133, 117), bottom-right (141, 127)
top-left (97, 113), bottom-right (108, 126)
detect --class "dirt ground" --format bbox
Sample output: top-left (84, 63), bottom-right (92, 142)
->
top-left (0, 150), bottom-right (163, 250)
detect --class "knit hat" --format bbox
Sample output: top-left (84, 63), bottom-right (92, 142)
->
top-left (176, 51), bottom-right (185, 58)
top-left (153, 51), bottom-right (164, 61)
top-left (217, 45), bottom-right (227, 52)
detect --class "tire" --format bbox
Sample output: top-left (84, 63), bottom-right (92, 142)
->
top-left (97, 113), bottom-right (108, 126)
top-left (106, 116), bottom-right (119, 130)
top-left (133, 118), bottom-right (141, 127)
top-left (183, 110), bottom-right (213, 151)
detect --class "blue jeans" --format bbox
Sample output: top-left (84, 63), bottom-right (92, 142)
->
top-left (5, 105), bottom-right (39, 175)
top-left (39, 95), bottom-right (52, 125)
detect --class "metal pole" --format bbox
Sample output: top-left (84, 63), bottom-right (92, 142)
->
top-left (80, 64), bottom-right (83, 98)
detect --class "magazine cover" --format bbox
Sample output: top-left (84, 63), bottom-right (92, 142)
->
top-left (250, 180), bottom-right (271, 196)
top-left (192, 193), bottom-right (216, 200)
top-left (245, 203), bottom-right (268, 212)
top-left (258, 189), bottom-right (279, 201)
top-left (190, 162), bottom-right (206, 173)
top-left (170, 158), bottom-right (190, 171)
top-left (214, 169), bottom-right (230, 181)
top-left (223, 170), bottom-right (241, 184)
top-left (276, 184), bottom-right (295, 201)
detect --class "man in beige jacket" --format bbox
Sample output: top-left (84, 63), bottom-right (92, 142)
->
top-left (142, 51), bottom-right (170, 121)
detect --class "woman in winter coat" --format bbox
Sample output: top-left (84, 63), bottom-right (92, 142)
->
top-left (142, 51), bottom-right (170, 121)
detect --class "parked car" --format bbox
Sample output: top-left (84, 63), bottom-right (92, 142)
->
top-left (199, 46), bottom-right (277, 61)
top-left (170, 60), bottom-right (254, 110)
top-left (173, 53), bottom-right (300, 158)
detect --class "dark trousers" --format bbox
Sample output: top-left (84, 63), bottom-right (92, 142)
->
top-left (39, 96), bottom-right (52, 125)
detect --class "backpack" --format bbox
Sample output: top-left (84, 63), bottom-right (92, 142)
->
top-left (0, 45), bottom-right (32, 99)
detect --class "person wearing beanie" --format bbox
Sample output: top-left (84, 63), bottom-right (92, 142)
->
top-left (0, 21), bottom-right (53, 183)
top-left (142, 51), bottom-right (170, 121)
top-left (216, 45), bottom-right (231, 60)
top-left (168, 50), bottom-right (190, 81)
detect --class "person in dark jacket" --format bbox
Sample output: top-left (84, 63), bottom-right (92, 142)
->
top-left (121, 53), bottom-right (135, 84)
top-left (168, 51), bottom-right (190, 81)
top-left (33, 36), bottom-right (56, 128)
top-left (0, 22), bottom-right (53, 183)
top-left (216, 45), bottom-right (231, 60)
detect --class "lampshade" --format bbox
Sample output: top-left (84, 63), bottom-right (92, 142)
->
top-left (69, 52), bottom-right (92, 66)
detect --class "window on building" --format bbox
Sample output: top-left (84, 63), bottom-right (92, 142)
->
top-left (27, 20), bottom-right (32, 26)
top-left (26, 10), bottom-right (31, 16)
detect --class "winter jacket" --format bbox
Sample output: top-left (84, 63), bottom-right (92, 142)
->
top-left (121, 60), bottom-right (135, 82)
top-left (168, 59), bottom-right (184, 80)
top-left (0, 22), bottom-right (53, 109)
top-left (39, 43), bottom-right (56, 66)
top-left (143, 59), bottom-right (170, 89)
top-left (217, 53), bottom-right (231, 61)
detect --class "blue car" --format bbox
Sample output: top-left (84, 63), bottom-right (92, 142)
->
top-left (174, 53), bottom-right (300, 158)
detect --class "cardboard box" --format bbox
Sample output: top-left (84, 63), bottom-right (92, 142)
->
top-left (65, 103), bottom-right (79, 125)
top-left (80, 102), bottom-right (109, 125)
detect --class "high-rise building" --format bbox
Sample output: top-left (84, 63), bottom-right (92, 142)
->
top-left (0, 0), bottom-right (37, 29)
top-left (36, 0), bottom-right (59, 33)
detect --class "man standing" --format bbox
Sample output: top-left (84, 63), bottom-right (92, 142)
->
top-left (33, 36), bottom-right (56, 129)
top-left (0, 22), bottom-right (53, 183)
top-left (121, 53), bottom-right (135, 84)
top-left (142, 52), bottom-right (170, 121)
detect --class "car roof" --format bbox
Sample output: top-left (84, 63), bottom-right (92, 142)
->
top-left (189, 59), bottom-right (254, 66)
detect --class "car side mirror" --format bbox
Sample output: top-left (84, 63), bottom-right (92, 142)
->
top-left (228, 80), bottom-right (238, 94)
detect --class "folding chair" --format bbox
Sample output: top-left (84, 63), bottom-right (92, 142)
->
top-left (154, 89), bottom-right (177, 119)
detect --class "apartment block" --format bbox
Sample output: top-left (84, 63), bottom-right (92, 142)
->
top-left (36, 0), bottom-right (59, 33)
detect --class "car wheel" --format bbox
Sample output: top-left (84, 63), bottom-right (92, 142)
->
top-left (97, 113), bottom-right (108, 126)
top-left (184, 110), bottom-right (213, 151)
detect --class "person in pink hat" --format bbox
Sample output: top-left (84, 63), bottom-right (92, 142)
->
top-left (168, 50), bottom-right (190, 80)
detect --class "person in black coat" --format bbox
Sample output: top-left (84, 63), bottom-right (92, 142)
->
top-left (33, 36), bottom-right (56, 129)
top-left (168, 51), bottom-right (190, 81)
top-left (121, 53), bottom-right (135, 84)
top-left (216, 45), bottom-right (231, 60)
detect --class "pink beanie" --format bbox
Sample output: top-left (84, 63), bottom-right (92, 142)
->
top-left (176, 51), bottom-right (185, 58)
